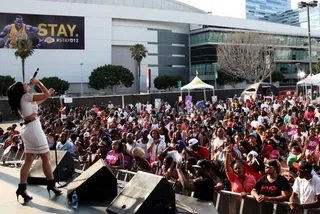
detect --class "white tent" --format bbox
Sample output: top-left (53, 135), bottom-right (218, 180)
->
top-left (181, 76), bottom-right (214, 101)
top-left (297, 74), bottom-right (320, 85)
top-left (310, 73), bottom-right (320, 85)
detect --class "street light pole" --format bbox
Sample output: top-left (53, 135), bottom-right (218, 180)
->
top-left (298, 1), bottom-right (318, 76)
top-left (80, 63), bottom-right (84, 96)
top-left (307, 4), bottom-right (313, 76)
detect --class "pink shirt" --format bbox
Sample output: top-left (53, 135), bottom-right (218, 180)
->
top-left (226, 169), bottom-right (256, 193)
top-left (105, 151), bottom-right (119, 165)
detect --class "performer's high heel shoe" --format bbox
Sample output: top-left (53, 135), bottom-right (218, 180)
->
top-left (47, 179), bottom-right (62, 197)
top-left (16, 183), bottom-right (33, 202)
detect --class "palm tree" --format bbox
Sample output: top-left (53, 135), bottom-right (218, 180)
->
top-left (12, 39), bottom-right (34, 82)
top-left (130, 44), bottom-right (148, 94)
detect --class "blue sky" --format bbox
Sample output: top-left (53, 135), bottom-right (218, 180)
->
top-left (177, 0), bottom-right (299, 18)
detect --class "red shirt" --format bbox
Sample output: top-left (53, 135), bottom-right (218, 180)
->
top-left (304, 111), bottom-right (315, 122)
top-left (226, 168), bottom-right (256, 193)
top-left (243, 161), bottom-right (262, 182)
top-left (192, 146), bottom-right (210, 160)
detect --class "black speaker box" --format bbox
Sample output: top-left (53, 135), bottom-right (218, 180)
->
top-left (67, 159), bottom-right (117, 202)
top-left (107, 171), bottom-right (176, 214)
top-left (28, 151), bottom-right (74, 185)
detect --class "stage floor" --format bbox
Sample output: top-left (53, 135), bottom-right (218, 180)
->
top-left (0, 166), bottom-right (218, 214)
top-left (0, 166), bottom-right (109, 214)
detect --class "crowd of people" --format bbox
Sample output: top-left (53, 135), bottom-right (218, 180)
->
top-left (1, 94), bottom-right (320, 210)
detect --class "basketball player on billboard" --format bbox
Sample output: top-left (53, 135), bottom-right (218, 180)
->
top-left (0, 15), bottom-right (44, 49)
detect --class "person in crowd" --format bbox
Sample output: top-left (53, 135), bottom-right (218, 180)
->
top-left (105, 140), bottom-right (124, 169)
top-left (147, 129), bottom-right (166, 163)
top-left (290, 160), bottom-right (320, 210)
top-left (224, 146), bottom-right (256, 196)
top-left (187, 138), bottom-right (210, 160)
top-left (131, 147), bottom-right (151, 172)
top-left (56, 132), bottom-right (75, 156)
top-left (251, 159), bottom-right (291, 203)
top-left (176, 159), bottom-right (215, 201)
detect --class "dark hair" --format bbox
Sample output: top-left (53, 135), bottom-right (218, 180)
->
top-left (7, 82), bottom-right (25, 118)
top-left (16, 15), bottom-right (23, 20)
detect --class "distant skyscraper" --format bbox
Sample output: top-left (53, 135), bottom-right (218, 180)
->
top-left (246, 0), bottom-right (291, 20)
top-left (265, 6), bottom-right (320, 29)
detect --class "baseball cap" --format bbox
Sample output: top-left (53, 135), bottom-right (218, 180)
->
top-left (249, 133), bottom-right (257, 138)
top-left (265, 159), bottom-right (278, 168)
top-left (188, 138), bottom-right (199, 147)
top-left (192, 159), bottom-right (212, 170)
top-left (84, 132), bottom-right (90, 138)
top-left (246, 151), bottom-right (258, 162)
top-left (293, 160), bottom-right (313, 173)
top-left (263, 145), bottom-right (273, 151)
top-left (176, 140), bottom-right (186, 150)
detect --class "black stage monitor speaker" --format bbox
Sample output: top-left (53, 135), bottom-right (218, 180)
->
top-left (67, 159), bottom-right (117, 202)
top-left (107, 171), bottom-right (176, 214)
top-left (28, 151), bottom-right (74, 185)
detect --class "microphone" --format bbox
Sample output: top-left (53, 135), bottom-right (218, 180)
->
top-left (33, 68), bottom-right (39, 78)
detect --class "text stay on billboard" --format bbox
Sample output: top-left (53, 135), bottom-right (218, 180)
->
top-left (0, 13), bottom-right (85, 49)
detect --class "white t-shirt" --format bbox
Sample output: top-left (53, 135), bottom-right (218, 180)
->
top-left (292, 175), bottom-right (320, 204)
top-left (147, 137), bottom-right (166, 162)
top-left (273, 103), bottom-right (281, 111)
top-left (261, 103), bottom-right (269, 110)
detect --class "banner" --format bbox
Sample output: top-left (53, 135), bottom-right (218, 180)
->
top-left (286, 128), bottom-right (297, 139)
top-left (307, 137), bottom-right (319, 151)
top-left (155, 98), bottom-right (161, 109)
top-left (185, 96), bottom-right (193, 110)
top-left (0, 13), bottom-right (85, 49)
top-left (146, 68), bottom-right (151, 89)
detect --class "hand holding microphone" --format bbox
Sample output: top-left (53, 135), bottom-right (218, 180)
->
top-left (29, 68), bottom-right (40, 85)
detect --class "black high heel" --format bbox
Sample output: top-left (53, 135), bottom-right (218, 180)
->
top-left (16, 183), bottom-right (33, 202)
top-left (47, 179), bottom-right (62, 197)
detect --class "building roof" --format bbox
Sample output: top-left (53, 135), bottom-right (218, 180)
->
top-left (35, 0), bottom-right (206, 14)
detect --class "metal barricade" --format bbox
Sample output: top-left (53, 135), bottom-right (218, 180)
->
top-left (113, 170), bottom-right (320, 214)
top-left (215, 190), bottom-right (320, 214)
top-left (0, 144), bottom-right (25, 167)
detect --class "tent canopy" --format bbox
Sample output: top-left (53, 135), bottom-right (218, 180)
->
top-left (181, 76), bottom-right (214, 90)
top-left (297, 74), bottom-right (320, 85)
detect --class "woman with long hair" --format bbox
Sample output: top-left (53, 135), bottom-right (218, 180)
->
top-left (104, 140), bottom-right (124, 169)
top-left (7, 78), bottom-right (60, 202)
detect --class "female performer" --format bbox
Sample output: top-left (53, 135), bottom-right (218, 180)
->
top-left (7, 77), bottom-right (61, 202)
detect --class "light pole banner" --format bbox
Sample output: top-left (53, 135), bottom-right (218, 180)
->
top-left (146, 68), bottom-right (151, 88)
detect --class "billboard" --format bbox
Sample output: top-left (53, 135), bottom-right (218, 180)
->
top-left (0, 13), bottom-right (85, 49)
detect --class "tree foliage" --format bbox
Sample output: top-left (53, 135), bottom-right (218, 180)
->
top-left (89, 65), bottom-right (134, 94)
top-left (217, 32), bottom-right (275, 83)
top-left (35, 77), bottom-right (69, 95)
top-left (315, 60), bottom-right (320, 75)
top-left (0, 75), bottom-right (15, 96)
top-left (216, 70), bottom-right (245, 85)
top-left (154, 75), bottom-right (184, 90)
top-left (264, 70), bottom-right (284, 83)
top-left (12, 39), bottom-right (34, 82)
top-left (130, 44), bottom-right (148, 93)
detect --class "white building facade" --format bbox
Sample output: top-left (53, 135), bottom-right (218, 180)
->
top-left (1, 0), bottom-right (320, 94)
